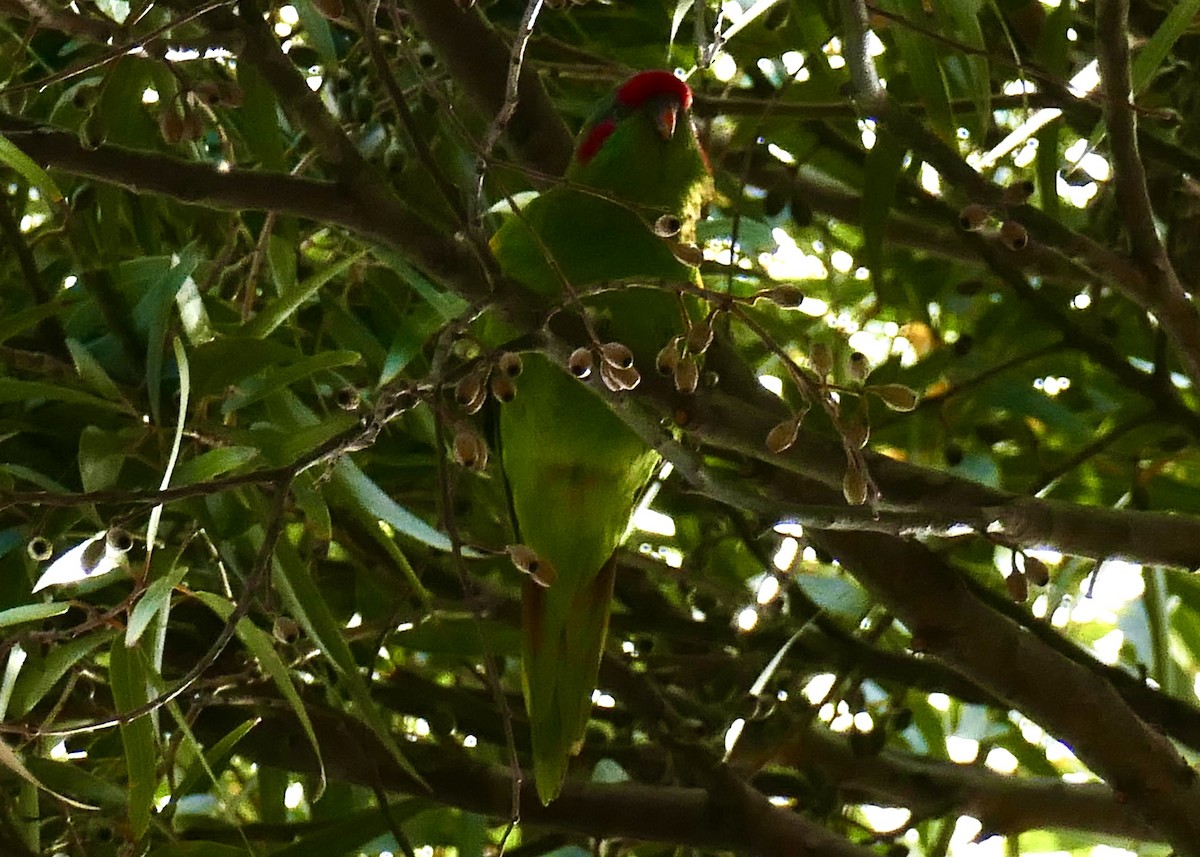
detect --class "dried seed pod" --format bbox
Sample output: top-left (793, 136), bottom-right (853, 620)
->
top-left (600, 361), bottom-right (641, 391)
top-left (810, 343), bottom-right (833, 378)
top-left (869, 383), bottom-right (919, 412)
top-left (159, 110), bottom-right (185, 144)
top-left (507, 544), bottom-right (557, 587)
top-left (656, 337), bottom-right (682, 376)
top-left (497, 351), bottom-right (523, 378)
top-left (685, 316), bottom-right (715, 354)
top-left (999, 219), bottom-right (1028, 251)
top-left (379, 386), bottom-right (417, 418)
top-left (455, 370), bottom-right (489, 415)
top-left (653, 213), bottom-right (682, 237)
top-left (273, 615), bottom-right (301, 643)
top-left (335, 385), bottom-right (361, 411)
top-left (673, 355), bottom-right (699, 394)
top-left (27, 537), bottom-right (53, 562)
top-left (847, 351), bottom-right (870, 383)
top-left (312, 0), bottom-right (345, 15)
top-left (181, 110), bottom-right (206, 141)
top-left (568, 347), bottom-right (594, 379)
top-left (842, 462), bottom-right (869, 506)
top-left (106, 527), bottom-right (133, 554)
top-left (490, 371), bottom-right (517, 403)
top-left (194, 81), bottom-right (224, 107)
top-left (1002, 179), bottom-right (1035, 206)
top-left (958, 202), bottom-right (990, 232)
top-left (599, 341), bottom-right (634, 370)
top-left (844, 419), bottom-right (870, 450)
top-left (452, 429), bottom-right (489, 471)
top-left (760, 285), bottom-right (805, 309)
top-left (670, 241), bottom-right (704, 267)
top-left (766, 415), bottom-right (801, 454)
top-left (1023, 555), bottom-right (1050, 586)
top-left (1005, 570), bottom-right (1029, 602)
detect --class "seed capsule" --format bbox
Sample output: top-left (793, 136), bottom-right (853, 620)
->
top-left (452, 429), bottom-right (489, 471)
top-left (761, 285), bottom-right (805, 309)
top-left (159, 111), bottom-right (184, 144)
top-left (507, 544), bottom-right (557, 587)
top-left (600, 361), bottom-right (641, 391)
top-left (653, 214), bottom-right (682, 237)
top-left (599, 341), bottom-right (634, 370)
top-left (670, 241), bottom-right (704, 267)
top-left (455, 369), bottom-right (489, 414)
top-left (1002, 179), bottom-right (1035, 206)
top-left (335, 386), bottom-right (361, 411)
top-left (1023, 555), bottom-right (1050, 586)
top-left (958, 202), bottom-right (990, 232)
top-left (106, 527), bottom-right (134, 554)
top-left (999, 219), bottom-right (1028, 251)
top-left (844, 420), bottom-right (870, 450)
top-left (27, 537), bottom-right (53, 562)
top-left (766, 415), bottom-right (801, 454)
top-left (490, 371), bottom-right (517, 403)
top-left (1005, 570), bottom-right (1029, 602)
top-left (673, 355), bottom-right (699, 394)
top-left (568, 347), bottom-right (594, 379)
top-left (497, 351), bottom-right (524, 378)
top-left (810, 343), bottom-right (833, 378)
top-left (869, 383), bottom-right (919, 412)
top-left (848, 351), bottom-right (870, 383)
top-left (656, 338), bottom-right (682, 376)
top-left (685, 316), bottom-right (714, 354)
top-left (842, 463), bottom-right (869, 506)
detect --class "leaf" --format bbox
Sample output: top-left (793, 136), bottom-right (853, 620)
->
top-left (65, 338), bottom-right (124, 401)
top-left (245, 250), bottom-right (367, 338)
top-left (141, 245), bottom-right (201, 424)
top-left (0, 739), bottom-right (97, 810)
top-left (271, 537), bottom-right (425, 787)
top-left (221, 350), bottom-right (362, 414)
top-left (78, 426), bottom-right (127, 492)
top-left (0, 379), bottom-right (128, 411)
top-left (172, 717), bottom-right (259, 801)
top-left (0, 603), bottom-right (70, 628)
top-left (271, 800), bottom-right (427, 857)
top-left (0, 133), bottom-right (63, 203)
top-left (1131, 0), bottom-right (1200, 95)
top-left (293, 0), bottom-right (340, 67)
top-left (370, 246), bottom-right (469, 320)
top-left (0, 303), bottom-right (66, 346)
top-left (10, 630), bottom-right (114, 718)
top-left (861, 128), bottom-right (906, 297)
top-left (109, 638), bottom-right (157, 837)
top-left (125, 564), bottom-right (188, 646)
top-left (195, 591), bottom-right (327, 798)
top-left (171, 446), bottom-right (260, 485)
top-left (329, 459), bottom-right (457, 553)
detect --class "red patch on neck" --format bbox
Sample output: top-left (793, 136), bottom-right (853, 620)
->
top-left (617, 70), bottom-right (693, 111)
top-left (576, 116), bottom-right (616, 166)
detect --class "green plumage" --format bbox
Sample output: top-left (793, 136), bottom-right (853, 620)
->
top-left (490, 72), bottom-right (710, 804)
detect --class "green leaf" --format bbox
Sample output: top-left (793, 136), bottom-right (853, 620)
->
top-left (0, 303), bottom-right (65, 346)
top-left (1131, 0), bottom-right (1200, 95)
top-left (0, 133), bottom-right (63, 203)
top-left (171, 446), bottom-right (260, 485)
top-left (109, 638), bottom-right (157, 838)
top-left (125, 564), bottom-right (188, 646)
top-left (272, 800), bottom-right (427, 857)
top-left (173, 718), bottom-right (258, 800)
top-left (294, 0), bottom-right (340, 67)
top-left (329, 458), bottom-right (456, 553)
top-left (65, 338), bottom-right (124, 401)
top-left (0, 603), bottom-right (70, 628)
top-left (195, 591), bottom-right (327, 798)
top-left (271, 537), bottom-right (425, 787)
top-left (10, 630), bottom-right (114, 718)
top-left (221, 350), bottom-right (362, 414)
top-left (0, 379), bottom-right (128, 411)
top-left (861, 129), bottom-right (906, 296)
top-left (246, 250), bottom-right (367, 339)
top-left (78, 426), bottom-right (127, 493)
top-left (370, 246), bottom-right (469, 320)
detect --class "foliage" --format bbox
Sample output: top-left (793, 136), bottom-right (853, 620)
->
top-left (1, 0), bottom-right (1200, 854)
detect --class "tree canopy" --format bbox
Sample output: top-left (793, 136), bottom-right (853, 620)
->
top-left (3, 0), bottom-right (1200, 855)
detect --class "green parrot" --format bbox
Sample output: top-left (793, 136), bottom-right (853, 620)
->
top-left (489, 70), bottom-right (711, 803)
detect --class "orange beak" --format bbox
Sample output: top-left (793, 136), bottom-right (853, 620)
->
top-left (655, 103), bottom-right (678, 140)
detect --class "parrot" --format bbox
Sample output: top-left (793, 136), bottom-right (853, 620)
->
top-left (488, 70), bottom-right (711, 804)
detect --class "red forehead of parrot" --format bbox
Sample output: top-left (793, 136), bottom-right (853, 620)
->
top-left (576, 71), bottom-right (694, 164)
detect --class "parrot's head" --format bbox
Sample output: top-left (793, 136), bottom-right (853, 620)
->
top-left (568, 70), bottom-right (711, 228)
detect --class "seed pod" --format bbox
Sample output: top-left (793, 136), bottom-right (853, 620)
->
top-left (653, 214), bottom-right (682, 237)
top-left (194, 81), bottom-right (223, 107)
top-left (568, 347), bottom-right (594, 379)
top-left (490, 371), bottom-right (517, 403)
top-left (1002, 179), bottom-right (1035, 206)
top-left (848, 351), bottom-right (870, 383)
top-left (497, 351), bottom-right (523, 378)
top-left (766, 415), bottom-right (801, 454)
top-left (181, 110), bottom-right (205, 141)
top-left (810, 343), bottom-right (833, 378)
top-left (673, 355), bottom-right (699, 394)
top-left (685, 316), bottom-right (714, 354)
top-left (1023, 555), bottom-right (1050, 586)
top-left (670, 241), bottom-right (704, 267)
top-left (844, 419), bottom-right (870, 450)
top-left (159, 110), bottom-right (185, 144)
top-left (335, 386), bottom-right (361, 411)
top-left (958, 202), bottom-right (990, 232)
top-left (507, 544), bottom-right (557, 587)
top-left (380, 386), bottom-right (417, 418)
top-left (79, 112), bottom-right (105, 150)
top-left (656, 337), bottom-right (682, 376)
top-left (842, 462), bottom-right (869, 506)
top-left (452, 429), bottom-right (489, 471)
top-left (599, 341), bottom-right (634, 370)
top-left (1005, 570), bottom-right (1029, 602)
top-left (600, 361), bottom-right (641, 391)
top-left (454, 369), bottom-right (488, 414)
top-left (312, 0), bottom-right (345, 15)
top-left (27, 537), bottom-right (53, 562)
top-left (761, 285), bottom-right (805, 309)
top-left (869, 383), bottom-right (919, 412)
top-left (106, 527), bottom-right (134, 554)
top-left (273, 615), bottom-right (301, 643)
top-left (999, 219), bottom-right (1028, 251)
